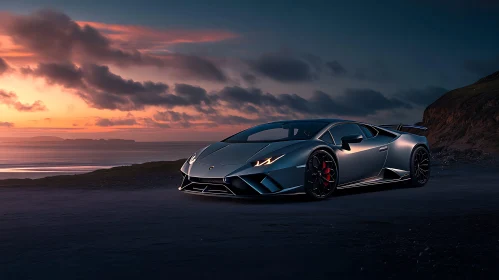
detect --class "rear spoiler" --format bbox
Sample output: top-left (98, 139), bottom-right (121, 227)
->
top-left (378, 124), bottom-right (428, 131)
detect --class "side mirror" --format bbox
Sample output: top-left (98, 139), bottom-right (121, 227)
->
top-left (341, 134), bottom-right (363, 150)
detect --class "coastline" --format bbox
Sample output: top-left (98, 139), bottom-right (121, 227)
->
top-left (0, 159), bottom-right (186, 189)
top-left (0, 152), bottom-right (496, 189)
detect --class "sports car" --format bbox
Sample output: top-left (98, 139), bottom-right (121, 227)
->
top-left (179, 119), bottom-right (430, 200)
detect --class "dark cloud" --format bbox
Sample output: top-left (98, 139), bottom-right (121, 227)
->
top-left (24, 62), bottom-right (225, 111)
top-left (168, 54), bottom-right (227, 82)
top-left (154, 110), bottom-right (197, 122)
top-left (302, 53), bottom-right (323, 73)
top-left (5, 9), bottom-right (162, 67)
top-left (0, 58), bottom-right (10, 75)
top-left (95, 117), bottom-right (138, 127)
top-left (275, 93), bottom-right (310, 114)
top-left (463, 56), bottom-right (499, 77)
top-left (142, 118), bottom-right (171, 129)
top-left (22, 63), bottom-right (84, 88)
top-left (216, 86), bottom-right (411, 118)
top-left (307, 91), bottom-right (346, 115)
top-left (208, 114), bottom-right (260, 125)
top-left (250, 53), bottom-right (317, 82)
top-left (20, 60), bottom-right (414, 124)
top-left (0, 121), bottom-right (14, 128)
top-left (174, 83), bottom-right (214, 106)
top-left (326, 60), bottom-right (347, 76)
top-left (242, 104), bottom-right (259, 114)
top-left (25, 62), bottom-right (189, 110)
top-left (4, 9), bottom-right (227, 82)
top-left (218, 86), bottom-right (278, 107)
top-left (241, 73), bottom-right (257, 84)
top-left (83, 64), bottom-right (168, 96)
top-left (337, 89), bottom-right (412, 116)
top-left (0, 89), bottom-right (47, 112)
top-left (396, 86), bottom-right (448, 106)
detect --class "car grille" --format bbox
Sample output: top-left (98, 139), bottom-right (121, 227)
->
top-left (189, 177), bottom-right (225, 184)
top-left (179, 173), bottom-right (283, 196)
top-left (180, 175), bottom-right (234, 195)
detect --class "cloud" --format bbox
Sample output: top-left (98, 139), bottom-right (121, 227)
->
top-left (142, 118), bottom-right (171, 128)
top-left (325, 60), bottom-right (347, 76)
top-left (24, 62), bottom-right (225, 111)
top-left (25, 62), bottom-right (185, 110)
top-left (174, 83), bottom-right (214, 105)
top-left (153, 109), bottom-right (198, 128)
top-left (154, 110), bottom-right (197, 122)
top-left (2, 9), bottom-right (162, 67)
top-left (21, 62), bottom-right (84, 88)
top-left (0, 57), bottom-right (10, 75)
top-left (337, 89), bottom-right (412, 116)
top-left (0, 121), bottom-right (14, 127)
top-left (216, 86), bottom-right (412, 119)
top-left (95, 117), bottom-right (138, 127)
top-left (77, 20), bottom-right (237, 52)
top-left (2, 9), bottom-right (228, 82)
top-left (0, 89), bottom-right (47, 112)
top-left (217, 87), bottom-right (412, 117)
top-left (21, 60), bottom-right (414, 124)
top-left (84, 64), bottom-right (169, 96)
top-left (218, 86), bottom-right (278, 107)
top-left (241, 73), bottom-right (257, 84)
top-left (463, 56), bottom-right (499, 77)
top-left (249, 53), bottom-right (317, 82)
top-left (396, 86), bottom-right (448, 106)
top-left (166, 54), bottom-right (227, 82)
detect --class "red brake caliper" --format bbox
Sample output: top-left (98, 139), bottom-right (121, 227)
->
top-left (322, 161), bottom-right (331, 186)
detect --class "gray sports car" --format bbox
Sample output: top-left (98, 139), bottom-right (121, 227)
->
top-left (179, 119), bottom-right (430, 200)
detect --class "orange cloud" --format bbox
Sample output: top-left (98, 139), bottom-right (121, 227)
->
top-left (0, 89), bottom-right (47, 112)
top-left (76, 21), bottom-right (238, 54)
top-left (0, 35), bottom-right (33, 59)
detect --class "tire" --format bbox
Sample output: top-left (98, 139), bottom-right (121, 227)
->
top-left (409, 146), bottom-right (430, 187)
top-left (304, 149), bottom-right (338, 200)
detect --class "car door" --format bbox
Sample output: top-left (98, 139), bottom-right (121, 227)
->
top-left (329, 123), bottom-right (387, 185)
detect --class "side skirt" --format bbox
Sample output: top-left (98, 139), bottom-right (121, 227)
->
top-left (337, 178), bottom-right (410, 190)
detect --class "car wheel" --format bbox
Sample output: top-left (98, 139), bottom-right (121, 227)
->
top-left (304, 150), bottom-right (338, 200)
top-left (409, 146), bottom-right (430, 187)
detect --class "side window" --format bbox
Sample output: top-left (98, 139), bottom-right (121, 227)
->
top-left (359, 125), bottom-right (377, 138)
top-left (329, 123), bottom-right (363, 145)
top-left (319, 131), bottom-right (334, 144)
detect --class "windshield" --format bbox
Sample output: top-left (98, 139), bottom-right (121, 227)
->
top-left (223, 121), bottom-right (329, 143)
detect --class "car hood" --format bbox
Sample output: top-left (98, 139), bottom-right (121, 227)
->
top-left (197, 140), bottom-right (304, 166)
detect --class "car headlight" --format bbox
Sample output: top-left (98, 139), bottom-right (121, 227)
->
top-left (189, 153), bottom-right (197, 164)
top-left (253, 155), bottom-right (285, 167)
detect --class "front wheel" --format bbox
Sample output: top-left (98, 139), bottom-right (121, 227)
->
top-left (409, 146), bottom-right (430, 187)
top-left (304, 150), bottom-right (338, 200)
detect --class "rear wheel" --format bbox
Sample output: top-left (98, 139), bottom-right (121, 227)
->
top-left (409, 146), bottom-right (430, 187)
top-left (304, 150), bottom-right (338, 200)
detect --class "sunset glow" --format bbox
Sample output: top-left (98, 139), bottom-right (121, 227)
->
top-left (0, 3), bottom-right (496, 141)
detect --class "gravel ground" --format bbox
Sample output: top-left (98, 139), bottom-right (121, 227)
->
top-left (1, 162), bottom-right (499, 279)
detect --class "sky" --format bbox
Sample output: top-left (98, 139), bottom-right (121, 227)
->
top-left (0, 0), bottom-right (498, 141)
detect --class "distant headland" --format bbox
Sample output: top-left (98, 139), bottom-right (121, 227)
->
top-left (0, 136), bottom-right (135, 144)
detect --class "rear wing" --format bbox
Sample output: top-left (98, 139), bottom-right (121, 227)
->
top-left (378, 124), bottom-right (428, 131)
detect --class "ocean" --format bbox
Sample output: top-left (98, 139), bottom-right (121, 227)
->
top-left (0, 141), bottom-right (212, 180)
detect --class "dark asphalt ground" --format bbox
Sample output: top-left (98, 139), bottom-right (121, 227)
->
top-left (1, 163), bottom-right (499, 279)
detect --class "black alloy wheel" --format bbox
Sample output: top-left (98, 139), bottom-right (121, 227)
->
top-left (304, 150), bottom-right (338, 200)
top-left (410, 146), bottom-right (430, 187)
